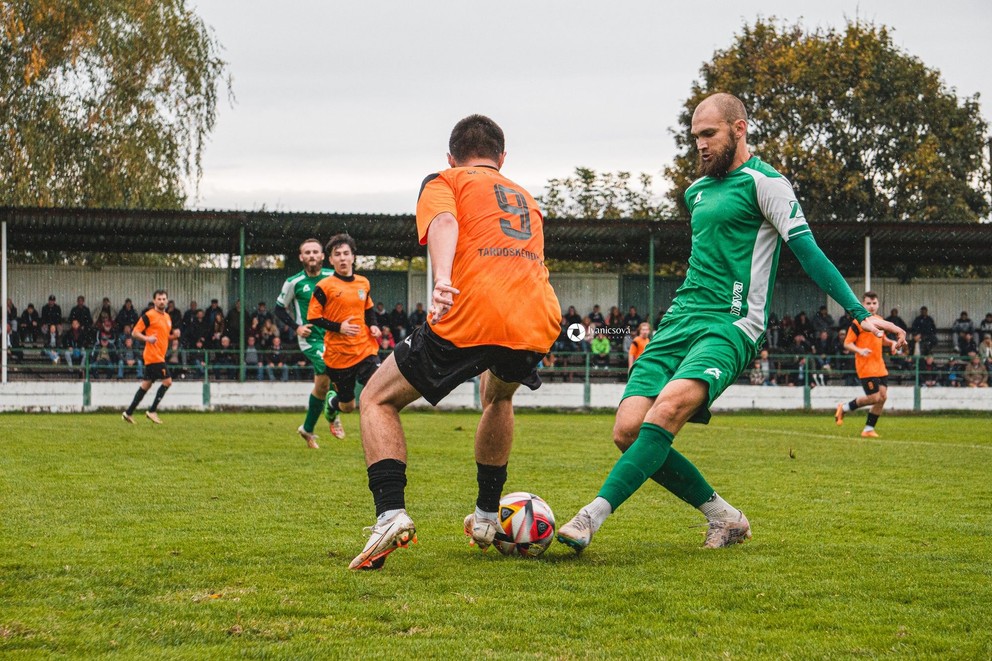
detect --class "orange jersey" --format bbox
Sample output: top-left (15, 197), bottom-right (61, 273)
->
top-left (135, 308), bottom-right (172, 364)
top-left (416, 166), bottom-right (561, 352)
top-left (307, 273), bottom-right (379, 369)
top-left (629, 336), bottom-right (650, 363)
top-left (845, 317), bottom-right (888, 378)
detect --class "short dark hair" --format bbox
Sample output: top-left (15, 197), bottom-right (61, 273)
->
top-left (863, 291), bottom-right (878, 300)
top-left (153, 289), bottom-right (167, 298)
top-left (448, 114), bottom-right (504, 163)
top-left (326, 233), bottom-right (357, 256)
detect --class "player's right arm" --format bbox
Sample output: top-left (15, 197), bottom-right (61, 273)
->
top-left (132, 315), bottom-right (155, 344)
top-left (275, 279), bottom-right (310, 337)
top-left (416, 174), bottom-right (461, 324)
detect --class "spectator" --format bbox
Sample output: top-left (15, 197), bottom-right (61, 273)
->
top-left (907, 332), bottom-right (929, 357)
top-left (165, 338), bottom-right (184, 379)
top-left (5, 322), bottom-right (23, 363)
top-left (208, 311), bottom-right (226, 349)
top-left (95, 317), bottom-right (116, 346)
top-left (765, 313), bottom-right (781, 350)
top-left (181, 300), bottom-right (199, 339)
top-left (90, 336), bottom-right (117, 379)
top-left (213, 335), bottom-right (237, 380)
top-left (409, 302), bottom-right (427, 330)
top-left (590, 331), bottom-right (611, 369)
top-left (580, 316), bottom-right (594, 353)
top-left (606, 306), bottom-right (625, 351)
top-left (749, 359), bottom-right (766, 385)
top-left (373, 301), bottom-right (389, 328)
top-left (623, 306), bottom-right (642, 334)
top-left (835, 328), bottom-right (857, 386)
top-left (97, 297), bottom-right (114, 324)
top-left (259, 317), bottom-right (278, 349)
top-left (40, 295), bottom-right (63, 333)
top-left (921, 355), bottom-right (942, 387)
top-left (244, 335), bottom-right (263, 380)
top-left (563, 305), bottom-right (582, 328)
top-left (812, 329), bottom-right (834, 385)
top-left (42, 324), bottom-right (61, 364)
top-left (61, 319), bottom-right (89, 367)
top-left (115, 299), bottom-right (140, 333)
top-left (758, 348), bottom-right (778, 386)
top-left (980, 313), bottom-right (992, 336)
top-left (811, 305), bottom-right (835, 335)
top-left (379, 325), bottom-right (396, 355)
top-left (388, 303), bottom-right (411, 340)
top-left (205, 298), bottom-right (224, 324)
top-left (951, 311), bottom-right (975, 353)
top-left (224, 300), bottom-right (242, 344)
top-left (19, 303), bottom-right (41, 343)
top-left (68, 296), bottom-right (93, 330)
top-left (958, 331), bottom-right (977, 357)
top-left (979, 334), bottom-right (992, 368)
top-left (118, 337), bottom-right (143, 380)
top-left (911, 306), bottom-right (938, 355)
top-left (251, 301), bottom-right (274, 328)
top-left (789, 332), bottom-right (812, 356)
top-left (266, 336), bottom-right (289, 382)
top-left (778, 314), bottom-right (794, 348)
top-left (185, 338), bottom-right (206, 379)
top-left (166, 300), bottom-right (182, 331)
top-left (964, 354), bottom-right (989, 388)
top-left (5, 298), bottom-right (17, 335)
top-left (191, 309), bottom-right (211, 347)
top-left (793, 311), bottom-right (814, 342)
top-left (246, 316), bottom-right (262, 346)
top-left (885, 308), bottom-right (908, 334)
top-left (836, 311), bottom-right (854, 335)
top-left (588, 304), bottom-right (605, 326)
top-left (628, 322), bottom-right (651, 369)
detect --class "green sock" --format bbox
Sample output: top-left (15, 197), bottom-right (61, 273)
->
top-left (303, 394), bottom-right (323, 433)
top-left (598, 423), bottom-right (674, 511)
top-left (650, 448), bottom-right (714, 508)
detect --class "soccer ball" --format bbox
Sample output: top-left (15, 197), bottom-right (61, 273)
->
top-left (493, 492), bottom-right (556, 558)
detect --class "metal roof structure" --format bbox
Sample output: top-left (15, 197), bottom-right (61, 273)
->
top-left (1, 206), bottom-right (990, 271)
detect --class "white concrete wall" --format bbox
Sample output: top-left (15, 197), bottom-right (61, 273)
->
top-left (4, 382), bottom-right (992, 413)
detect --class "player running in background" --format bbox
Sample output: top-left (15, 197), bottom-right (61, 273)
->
top-left (275, 238), bottom-right (334, 449)
top-left (305, 234), bottom-right (382, 441)
top-left (557, 93), bottom-right (906, 554)
top-left (347, 114), bottom-right (562, 570)
top-left (123, 290), bottom-right (180, 424)
top-left (834, 291), bottom-right (899, 437)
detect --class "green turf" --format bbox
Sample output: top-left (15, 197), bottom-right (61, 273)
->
top-left (1, 410), bottom-right (991, 659)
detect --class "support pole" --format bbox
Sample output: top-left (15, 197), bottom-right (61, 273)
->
top-left (239, 223), bottom-right (246, 382)
top-left (1, 219), bottom-right (7, 384)
top-left (647, 230), bottom-right (655, 325)
top-left (864, 235), bottom-right (871, 293)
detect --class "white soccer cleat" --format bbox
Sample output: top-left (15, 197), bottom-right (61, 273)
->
top-left (121, 411), bottom-right (135, 424)
top-left (703, 512), bottom-right (752, 549)
top-left (463, 513), bottom-right (500, 551)
top-left (348, 510), bottom-right (417, 571)
top-left (556, 510), bottom-right (594, 553)
top-left (330, 416), bottom-right (345, 439)
top-left (297, 425), bottom-right (320, 449)
top-left (145, 411), bottom-right (163, 425)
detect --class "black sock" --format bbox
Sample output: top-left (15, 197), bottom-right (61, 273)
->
top-left (328, 394), bottom-right (340, 411)
top-left (149, 385), bottom-right (169, 412)
top-left (476, 463), bottom-right (508, 512)
top-left (126, 387), bottom-right (148, 415)
top-left (848, 399), bottom-right (860, 411)
top-left (866, 412), bottom-right (880, 427)
top-left (367, 459), bottom-right (407, 516)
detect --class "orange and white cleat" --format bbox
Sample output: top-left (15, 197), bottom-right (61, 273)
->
top-left (145, 411), bottom-right (163, 424)
top-left (463, 513), bottom-right (499, 551)
top-left (297, 425), bottom-right (320, 449)
top-left (834, 403), bottom-right (845, 426)
top-left (861, 429), bottom-right (879, 438)
top-left (349, 511), bottom-right (417, 571)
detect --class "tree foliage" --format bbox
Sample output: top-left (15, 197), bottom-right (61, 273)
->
top-left (539, 167), bottom-right (664, 219)
top-left (665, 18), bottom-right (991, 222)
top-left (1, 0), bottom-right (228, 209)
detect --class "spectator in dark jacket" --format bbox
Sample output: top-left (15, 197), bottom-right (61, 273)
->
top-left (911, 306), bottom-right (938, 354)
top-left (388, 303), bottom-right (411, 340)
top-left (19, 303), bottom-right (41, 343)
top-left (115, 298), bottom-right (140, 332)
top-left (40, 295), bottom-right (63, 332)
top-left (68, 296), bottom-right (93, 330)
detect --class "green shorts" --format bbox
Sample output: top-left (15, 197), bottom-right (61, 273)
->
top-left (624, 312), bottom-right (757, 424)
top-left (301, 342), bottom-right (326, 376)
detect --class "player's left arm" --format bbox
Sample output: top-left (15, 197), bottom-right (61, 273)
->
top-left (425, 212), bottom-right (460, 323)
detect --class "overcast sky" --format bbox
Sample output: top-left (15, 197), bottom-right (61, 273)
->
top-left (189, 0), bottom-right (992, 215)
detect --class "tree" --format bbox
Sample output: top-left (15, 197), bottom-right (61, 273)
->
top-left (1, 0), bottom-right (228, 266)
top-left (539, 167), bottom-right (664, 219)
top-left (665, 19), bottom-right (991, 223)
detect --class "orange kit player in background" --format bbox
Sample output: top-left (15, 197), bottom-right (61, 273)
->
top-left (306, 233), bottom-right (382, 440)
top-left (347, 114), bottom-right (562, 570)
top-left (628, 322), bottom-right (652, 369)
top-left (123, 289), bottom-right (180, 424)
top-left (835, 291), bottom-right (900, 437)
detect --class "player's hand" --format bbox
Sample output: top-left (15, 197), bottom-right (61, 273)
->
top-left (430, 279), bottom-right (460, 323)
top-left (369, 325), bottom-right (382, 339)
top-left (858, 348), bottom-right (872, 357)
top-left (339, 316), bottom-right (359, 336)
top-left (862, 317), bottom-right (908, 351)
top-left (296, 323), bottom-right (312, 338)
top-left (146, 336), bottom-right (157, 345)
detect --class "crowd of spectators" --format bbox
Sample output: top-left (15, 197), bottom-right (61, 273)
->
top-left (5, 295), bottom-right (991, 388)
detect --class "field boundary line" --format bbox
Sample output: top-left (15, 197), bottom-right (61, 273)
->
top-left (729, 426), bottom-right (992, 452)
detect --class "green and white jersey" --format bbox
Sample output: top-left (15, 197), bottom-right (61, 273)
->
top-left (678, 156), bottom-right (810, 344)
top-left (276, 268), bottom-right (334, 351)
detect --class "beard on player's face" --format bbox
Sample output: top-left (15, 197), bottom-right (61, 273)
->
top-left (697, 132), bottom-right (738, 179)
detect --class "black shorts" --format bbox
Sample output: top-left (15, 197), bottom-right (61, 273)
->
top-left (144, 362), bottom-right (170, 383)
top-left (393, 324), bottom-right (546, 406)
top-left (326, 355), bottom-right (381, 403)
top-left (860, 375), bottom-right (888, 395)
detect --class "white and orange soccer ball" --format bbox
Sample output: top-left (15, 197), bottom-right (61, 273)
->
top-left (493, 492), bottom-right (556, 558)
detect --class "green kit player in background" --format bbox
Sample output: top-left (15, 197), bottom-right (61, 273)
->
top-left (275, 238), bottom-right (334, 449)
top-left (557, 93), bottom-right (908, 553)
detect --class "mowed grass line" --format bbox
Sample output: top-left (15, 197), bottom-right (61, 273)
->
top-left (1, 411), bottom-right (990, 659)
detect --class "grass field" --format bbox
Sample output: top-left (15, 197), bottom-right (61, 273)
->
top-left (2, 410), bottom-right (991, 659)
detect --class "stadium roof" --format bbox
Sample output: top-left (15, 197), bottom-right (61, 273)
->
top-left (2, 206), bottom-right (991, 271)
